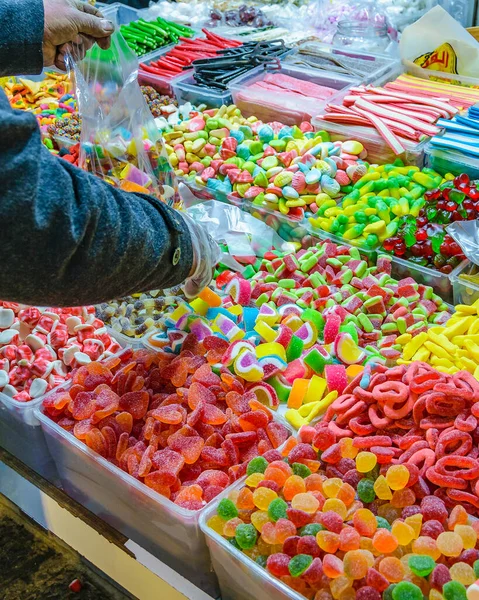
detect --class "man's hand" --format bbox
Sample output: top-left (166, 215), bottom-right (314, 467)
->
top-left (43, 0), bottom-right (114, 70)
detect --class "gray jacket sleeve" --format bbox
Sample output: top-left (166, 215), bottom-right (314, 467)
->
top-left (0, 90), bottom-right (193, 306)
top-left (0, 0), bottom-right (193, 307)
top-left (0, 0), bottom-right (44, 77)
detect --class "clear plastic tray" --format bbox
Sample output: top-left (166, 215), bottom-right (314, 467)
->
top-left (35, 404), bottom-right (219, 596)
top-left (312, 227), bottom-right (379, 265)
top-left (180, 177), bottom-right (245, 208)
top-left (424, 143), bottom-right (479, 179)
top-left (390, 255), bottom-right (468, 305)
top-left (0, 385), bottom-right (68, 484)
top-left (245, 201), bottom-right (313, 246)
top-left (284, 43), bottom-right (399, 84)
top-left (101, 2), bottom-right (138, 25)
top-left (230, 64), bottom-right (359, 126)
top-left (200, 478), bottom-right (305, 600)
top-left (106, 326), bottom-right (150, 350)
top-left (137, 45), bottom-right (181, 95)
top-left (172, 72), bottom-right (233, 109)
top-left (452, 261), bottom-right (479, 305)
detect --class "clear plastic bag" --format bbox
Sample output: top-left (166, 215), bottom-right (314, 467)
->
top-left (67, 29), bottom-right (181, 208)
top-left (447, 221), bottom-right (479, 266)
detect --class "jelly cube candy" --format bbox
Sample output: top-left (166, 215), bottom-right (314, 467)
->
top-left (391, 581), bottom-right (423, 600)
top-left (442, 581), bottom-right (467, 600)
top-left (253, 487), bottom-right (278, 510)
top-left (322, 553), bottom-right (344, 578)
top-left (372, 529), bottom-right (398, 554)
top-left (408, 554), bottom-right (435, 577)
top-left (431, 564), bottom-right (452, 590)
top-left (275, 519), bottom-right (296, 544)
top-left (385, 464), bottom-right (410, 490)
top-left (449, 562), bottom-right (475, 586)
top-left (357, 479), bottom-right (376, 503)
top-left (356, 451), bottom-right (377, 473)
top-left (343, 550), bottom-right (372, 580)
top-left (376, 517), bottom-right (392, 532)
top-left (353, 509), bottom-right (377, 537)
top-left (292, 462), bottom-right (312, 478)
top-left (283, 475), bottom-right (306, 501)
top-left (287, 508), bottom-right (312, 528)
top-left (268, 497), bottom-right (288, 523)
top-left (436, 531), bottom-right (464, 557)
top-left (223, 517), bottom-right (243, 538)
top-left (378, 557), bottom-right (405, 583)
top-left (246, 456), bottom-right (268, 476)
top-left (291, 492), bottom-right (320, 515)
top-left (119, 391), bottom-right (149, 420)
top-left (300, 523), bottom-right (323, 537)
top-left (267, 553), bottom-right (290, 577)
top-left (251, 511), bottom-right (270, 533)
top-left (303, 557), bottom-right (324, 586)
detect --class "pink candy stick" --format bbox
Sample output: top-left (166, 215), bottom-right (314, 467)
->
top-left (377, 103), bottom-right (438, 124)
top-left (348, 105), bottom-right (420, 140)
top-left (370, 85), bottom-right (459, 115)
top-left (319, 114), bottom-right (370, 126)
top-left (352, 106), bottom-right (405, 155)
top-left (353, 98), bottom-right (440, 136)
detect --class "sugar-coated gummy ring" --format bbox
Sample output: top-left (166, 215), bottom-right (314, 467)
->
top-left (425, 465), bottom-right (468, 490)
top-left (372, 381), bottom-right (409, 404)
top-left (435, 455), bottom-right (479, 480)
top-left (435, 430), bottom-right (472, 458)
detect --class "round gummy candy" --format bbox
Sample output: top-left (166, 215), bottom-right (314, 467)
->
top-left (300, 523), bottom-right (324, 536)
top-left (247, 456), bottom-right (269, 476)
top-left (288, 554), bottom-right (313, 577)
top-left (267, 553), bottom-right (290, 577)
top-left (217, 498), bottom-right (239, 521)
top-left (268, 497), bottom-right (288, 523)
top-left (384, 585), bottom-right (396, 600)
top-left (357, 479), bottom-right (376, 503)
top-left (443, 580), bottom-right (467, 600)
top-left (255, 555), bottom-right (268, 569)
top-left (235, 523), bottom-right (257, 549)
top-left (392, 581), bottom-right (422, 600)
top-left (408, 554), bottom-right (435, 577)
top-left (376, 516), bottom-right (392, 531)
top-left (292, 462), bottom-right (312, 478)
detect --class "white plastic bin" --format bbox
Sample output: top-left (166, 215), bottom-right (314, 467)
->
top-left (200, 479), bottom-right (304, 600)
top-left (35, 405), bottom-right (219, 595)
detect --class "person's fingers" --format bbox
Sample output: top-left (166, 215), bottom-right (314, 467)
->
top-left (75, 1), bottom-right (104, 18)
top-left (96, 36), bottom-right (111, 50)
top-left (75, 10), bottom-right (115, 39)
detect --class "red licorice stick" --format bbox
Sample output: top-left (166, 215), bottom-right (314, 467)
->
top-left (140, 64), bottom-right (175, 77)
top-left (353, 106), bottom-right (406, 155)
top-left (326, 103), bottom-right (358, 115)
top-left (151, 59), bottom-right (183, 71)
top-left (368, 86), bottom-right (459, 115)
top-left (202, 29), bottom-right (242, 47)
top-left (353, 97), bottom-right (440, 136)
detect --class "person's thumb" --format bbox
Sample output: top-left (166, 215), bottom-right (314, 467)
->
top-left (76, 12), bottom-right (115, 39)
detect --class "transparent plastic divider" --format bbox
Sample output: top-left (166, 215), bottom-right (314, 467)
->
top-left (230, 63), bottom-right (360, 127)
top-left (424, 143), bottom-right (479, 180)
top-left (244, 200), bottom-right (314, 247)
top-left (101, 3), bottom-right (139, 25)
top-left (199, 477), bottom-right (305, 600)
top-left (172, 72), bottom-right (234, 109)
top-left (452, 261), bottom-right (479, 305)
top-left (0, 382), bottom-right (73, 484)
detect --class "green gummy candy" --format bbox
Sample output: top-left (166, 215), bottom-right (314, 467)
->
top-left (300, 523), bottom-right (324, 536)
top-left (292, 462), bottom-right (312, 478)
top-left (288, 554), bottom-right (313, 577)
top-left (474, 560), bottom-right (479, 578)
top-left (304, 348), bottom-right (327, 374)
top-left (383, 585), bottom-right (396, 600)
top-left (339, 323), bottom-right (359, 345)
top-left (392, 581), bottom-right (422, 600)
top-left (255, 555), bottom-right (268, 568)
top-left (357, 479), bottom-right (376, 503)
top-left (408, 554), bottom-right (435, 577)
top-left (217, 498), bottom-right (239, 521)
top-left (229, 537), bottom-right (241, 549)
top-left (268, 497), bottom-right (288, 522)
top-left (235, 523), bottom-right (257, 549)
top-left (246, 456), bottom-right (268, 475)
top-left (443, 581), bottom-right (467, 600)
top-left (375, 516), bottom-right (391, 531)
top-left (286, 336), bottom-right (304, 362)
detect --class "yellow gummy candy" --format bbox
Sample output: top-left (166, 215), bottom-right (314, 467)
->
top-left (402, 331), bottom-right (428, 361)
top-left (256, 342), bottom-right (287, 362)
top-left (304, 374), bottom-right (327, 404)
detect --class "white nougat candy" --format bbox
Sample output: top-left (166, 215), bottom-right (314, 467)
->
top-left (25, 333), bottom-right (45, 351)
top-left (74, 351), bottom-right (91, 365)
top-left (0, 308), bottom-right (14, 330)
top-left (30, 378), bottom-right (48, 399)
top-left (0, 370), bottom-right (8, 388)
top-left (0, 329), bottom-right (18, 344)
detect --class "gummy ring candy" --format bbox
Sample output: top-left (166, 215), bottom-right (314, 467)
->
top-left (454, 411), bottom-right (477, 432)
top-left (419, 416), bottom-right (455, 430)
top-left (412, 396), bottom-right (427, 426)
top-left (435, 455), bottom-right (479, 480)
top-left (426, 393), bottom-right (466, 417)
top-left (370, 446), bottom-right (395, 464)
top-left (396, 434), bottom-right (423, 450)
top-left (406, 448), bottom-right (436, 477)
top-left (331, 394), bottom-right (357, 414)
top-left (470, 447), bottom-right (479, 459)
top-left (398, 440), bottom-right (429, 463)
top-left (384, 395), bottom-right (415, 420)
top-left (336, 401), bottom-right (367, 426)
top-left (425, 466), bottom-right (468, 490)
top-left (410, 370), bottom-right (445, 394)
top-left (394, 417), bottom-right (415, 430)
top-left (368, 404), bottom-right (392, 430)
top-left (447, 488), bottom-right (479, 510)
top-left (386, 365), bottom-right (407, 381)
top-left (353, 435), bottom-right (392, 449)
top-left (327, 422), bottom-right (353, 439)
top-left (435, 430), bottom-right (472, 458)
top-left (349, 415), bottom-right (376, 436)
top-left (425, 428), bottom-right (439, 450)
top-left (372, 381), bottom-right (409, 405)
top-left (370, 373), bottom-right (387, 388)
top-left (353, 387), bottom-right (375, 404)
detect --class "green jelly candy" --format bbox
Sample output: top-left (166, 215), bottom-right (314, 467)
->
top-left (268, 497), bottom-right (288, 522)
top-left (246, 456), bottom-right (268, 475)
top-left (408, 554), bottom-right (435, 577)
top-left (235, 523), bottom-right (257, 549)
top-left (256, 555), bottom-right (268, 568)
top-left (286, 336), bottom-right (304, 362)
top-left (357, 479), bottom-right (376, 503)
top-left (474, 560), bottom-right (479, 578)
top-left (292, 462), bottom-right (312, 478)
top-left (300, 523), bottom-right (324, 536)
top-left (217, 498), bottom-right (239, 521)
top-left (288, 554), bottom-right (313, 577)
top-left (443, 581), bottom-right (467, 600)
top-left (384, 585), bottom-right (396, 600)
top-left (304, 348), bottom-right (327, 374)
top-left (392, 581), bottom-right (422, 600)
top-left (229, 537), bottom-right (241, 549)
top-left (375, 516), bottom-right (391, 531)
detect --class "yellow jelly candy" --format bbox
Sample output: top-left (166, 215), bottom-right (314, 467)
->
top-left (356, 451), bottom-right (377, 473)
top-left (385, 464), bottom-right (410, 490)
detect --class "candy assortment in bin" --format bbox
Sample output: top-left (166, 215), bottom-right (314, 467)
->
top-left (69, 31), bottom-right (181, 208)
top-left (42, 348), bottom-right (290, 508)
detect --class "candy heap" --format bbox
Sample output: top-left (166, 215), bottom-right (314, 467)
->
top-left (208, 444), bottom-right (479, 599)
top-left (163, 104), bottom-right (367, 218)
top-left (120, 17), bottom-right (195, 57)
top-left (95, 289), bottom-right (181, 339)
top-left (316, 74), bottom-right (479, 155)
top-left (308, 163), bottom-right (444, 251)
top-left (382, 174), bottom-right (477, 272)
top-left (147, 241), bottom-right (451, 419)
top-left (397, 300), bottom-right (479, 379)
top-left (0, 303), bottom-right (119, 402)
top-left (139, 30), bottom-right (241, 81)
top-left (42, 348), bottom-right (290, 507)
top-left (314, 361), bottom-right (479, 512)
